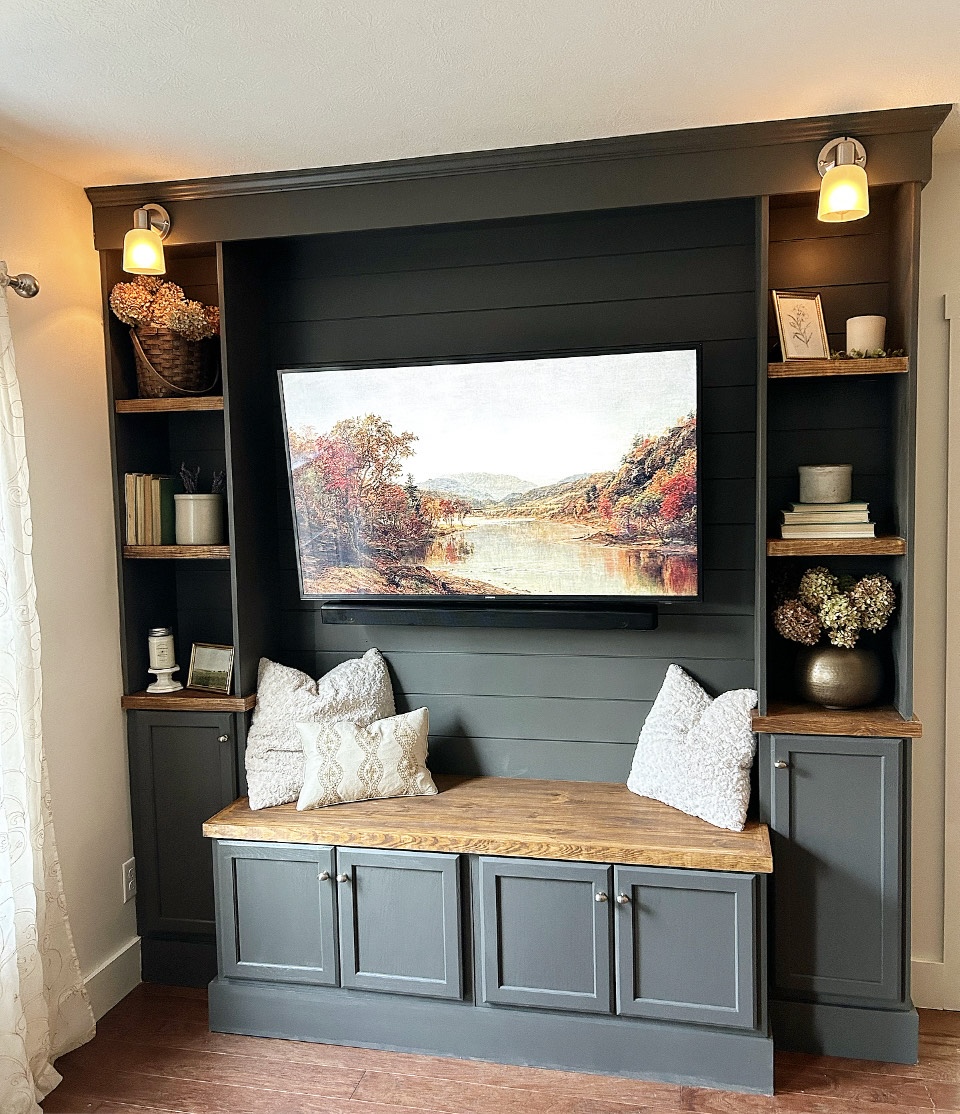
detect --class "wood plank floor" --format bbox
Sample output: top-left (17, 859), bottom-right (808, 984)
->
top-left (42, 984), bottom-right (960, 1113)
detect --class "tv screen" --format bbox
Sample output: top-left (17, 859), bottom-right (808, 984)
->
top-left (279, 346), bottom-right (700, 603)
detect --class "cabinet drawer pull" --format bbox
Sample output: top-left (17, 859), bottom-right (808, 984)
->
top-left (319, 870), bottom-right (330, 881)
top-left (595, 891), bottom-right (608, 903)
top-left (218, 734), bottom-right (229, 744)
top-left (336, 873), bottom-right (350, 883)
top-left (774, 759), bottom-right (789, 769)
top-left (616, 893), bottom-right (631, 905)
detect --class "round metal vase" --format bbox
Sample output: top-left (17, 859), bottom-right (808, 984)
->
top-left (795, 645), bottom-right (882, 709)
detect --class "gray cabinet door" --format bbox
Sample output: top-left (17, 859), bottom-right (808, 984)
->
top-left (614, 866), bottom-right (757, 1029)
top-left (336, 847), bottom-right (463, 999)
top-left (128, 710), bottom-right (237, 936)
top-left (478, 856), bottom-right (612, 1013)
top-left (215, 841), bottom-right (338, 986)
top-left (770, 734), bottom-right (903, 1004)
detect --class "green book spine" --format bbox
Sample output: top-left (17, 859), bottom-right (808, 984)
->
top-left (157, 476), bottom-right (176, 545)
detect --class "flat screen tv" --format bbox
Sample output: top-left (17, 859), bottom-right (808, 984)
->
top-left (279, 346), bottom-right (701, 604)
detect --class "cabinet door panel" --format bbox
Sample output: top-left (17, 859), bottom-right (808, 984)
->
top-left (615, 866), bottom-right (757, 1028)
top-left (129, 711), bottom-right (236, 936)
top-left (770, 735), bottom-right (903, 1003)
top-left (337, 848), bottom-right (462, 999)
top-left (216, 841), bottom-right (338, 985)
top-left (478, 857), bottom-right (612, 1013)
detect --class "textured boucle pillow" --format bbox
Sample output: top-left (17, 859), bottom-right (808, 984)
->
top-left (297, 707), bottom-right (437, 810)
top-left (626, 664), bottom-right (758, 831)
top-left (244, 649), bottom-right (395, 810)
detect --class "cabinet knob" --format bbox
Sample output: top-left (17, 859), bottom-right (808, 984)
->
top-left (616, 893), bottom-right (631, 905)
top-left (595, 891), bottom-right (608, 903)
top-left (336, 873), bottom-right (350, 883)
top-left (319, 870), bottom-right (330, 882)
top-left (774, 759), bottom-right (789, 769)
top-left (218, 734), bottom-right (229, 744)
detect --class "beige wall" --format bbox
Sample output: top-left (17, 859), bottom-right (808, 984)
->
top-left (912, 138), bottom-right (960, 1008)
top-left (0, 148), bottom-right (139, 1017)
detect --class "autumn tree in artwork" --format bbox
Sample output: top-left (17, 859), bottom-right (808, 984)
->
top-left (587, 415), bottom-right (697, 548)
top-left (290, 414), bottom-right (430, 564)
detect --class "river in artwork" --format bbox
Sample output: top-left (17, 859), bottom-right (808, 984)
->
top-left (403, 518), bottom-right (697, 597)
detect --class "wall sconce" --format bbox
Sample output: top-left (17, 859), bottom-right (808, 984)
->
top-left (817, 137), bottom-right (869, 223)
top-left (122, 203), bottom-right (171, 275)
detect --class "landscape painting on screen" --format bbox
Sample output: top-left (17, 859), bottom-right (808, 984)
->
top-left (279, 349), bottom-right (699, 600)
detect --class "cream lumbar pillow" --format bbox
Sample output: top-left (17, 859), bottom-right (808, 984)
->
top-left (244, 649), bottom-right (395, 810)
top-left (626, 664), bottom-right (758, 832)
top-left (297, 707), bottom-right (437, 810)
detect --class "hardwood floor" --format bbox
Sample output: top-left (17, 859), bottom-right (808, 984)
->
top-left (42, 985), bottom-right (960, 1113)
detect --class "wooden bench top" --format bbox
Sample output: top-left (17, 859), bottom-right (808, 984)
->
top-left (204, 775), bottom-right (772, 874)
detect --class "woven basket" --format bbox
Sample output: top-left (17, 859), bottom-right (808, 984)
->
top-left (131, 326), bottom-right (220, 398)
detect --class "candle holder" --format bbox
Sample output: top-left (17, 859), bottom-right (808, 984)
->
top-left (147, 665), bottom-right (183, 693)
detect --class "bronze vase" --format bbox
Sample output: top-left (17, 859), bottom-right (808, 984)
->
top-left (795, 645), bottom-right (883, 709)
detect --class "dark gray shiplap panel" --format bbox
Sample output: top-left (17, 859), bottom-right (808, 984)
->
top-left (300, 651), bottom-right (754, 700)
top-left (265, 200), bottom-right (756, 779)
top-left (767, 234), bottom-right (890, 288)
top-left (278, 245), bottom-right (755, 321)
top-left (281, 201), bottom-right (756, 277)
top-left (274, 292), bottom-right (756, 367)
top-left (426, 737), bottom-right (638, 782)
top-left (281, 611), bottom-right (756, 659)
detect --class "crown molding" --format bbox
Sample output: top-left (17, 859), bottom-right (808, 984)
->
top-left (85, 104), bottom-right (952, 208)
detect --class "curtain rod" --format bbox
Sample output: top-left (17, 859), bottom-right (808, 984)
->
top-left (0, 262), bottom-right (39, 298)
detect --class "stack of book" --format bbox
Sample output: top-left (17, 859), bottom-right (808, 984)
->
top-left (124, 473), bottom-right (176, 545)
top-left (780, 500), bottom-right (875, 539)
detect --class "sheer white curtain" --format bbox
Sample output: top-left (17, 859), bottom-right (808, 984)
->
top-left (0, 283), bottom-right (94, 1112)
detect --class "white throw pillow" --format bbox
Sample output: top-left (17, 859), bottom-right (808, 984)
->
top-left (244, 649), bottom-right (395, 810)
top-left (626, 664), bottom-right (758, 832)
top-left (297, 707), bottom-right (437, 810)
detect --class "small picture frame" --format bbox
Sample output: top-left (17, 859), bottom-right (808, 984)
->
top-left (772, 291), bottom-right (830, 359)
top-left (186, 642), bottom-right (235, 694)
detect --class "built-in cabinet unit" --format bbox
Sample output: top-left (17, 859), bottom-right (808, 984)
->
top-left (204, 778), bottom-right (773, 1092)
top-left (89, 105), bottom-right (948, 1075)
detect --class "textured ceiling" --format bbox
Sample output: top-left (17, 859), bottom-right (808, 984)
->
top-left (1, 0), bottom-right (959, 188)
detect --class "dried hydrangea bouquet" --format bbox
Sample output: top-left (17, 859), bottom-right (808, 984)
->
top-left (772, 566), bottom-right (896, 709)
top-left (110, 275), bottom-right (221, 398)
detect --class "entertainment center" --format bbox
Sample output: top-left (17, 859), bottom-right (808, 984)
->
top-left (88, 103), bottom-right (947, 1092)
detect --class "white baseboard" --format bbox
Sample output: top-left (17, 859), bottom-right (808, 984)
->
top-left (84, 936), bottom-right (141, 1020)
top-left (911, 957), bottom-right (960, 1010)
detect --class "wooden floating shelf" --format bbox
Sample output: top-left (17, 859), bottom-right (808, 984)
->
top-left (753, 703), bottom-right (922, 738)
top-left (123, 544), bottom-right (230, 559)
top-left (768, 357), bottom-right (909, 379)
top-left (122, 689), bottom-right (257, 712)
top-left (115, 396), bottom-right (224, 413)
top-left (767, 536), bottom-right (906, 557)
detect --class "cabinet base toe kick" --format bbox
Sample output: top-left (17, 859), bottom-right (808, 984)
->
top-left (208, 977), bottom-right (775, 1094)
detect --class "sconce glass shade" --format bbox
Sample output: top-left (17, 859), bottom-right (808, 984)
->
top-left (122, 207), bottom-right (167, 274)
top-left (818, 162), bottom-right (869, 223)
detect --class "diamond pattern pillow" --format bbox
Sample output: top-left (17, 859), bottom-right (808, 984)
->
top-left (296, 707), bottom-right (437, 810)
top-left (626, 664), bottom-right (758, 831)
top-left (244, 649), bottom-right (395, 810)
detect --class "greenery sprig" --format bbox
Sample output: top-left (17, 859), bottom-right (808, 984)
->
top-left (828, 348), bottom-right (905, 360)
top-left (180, 463), bottom-right (225, 495)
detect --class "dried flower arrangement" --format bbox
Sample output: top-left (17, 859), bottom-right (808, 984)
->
top-left (110, 275), bottom-right (220, 341)
top-left (772, 566), bottom-right (896, 650)
top-left (180, 463), bottom-right (226, 496)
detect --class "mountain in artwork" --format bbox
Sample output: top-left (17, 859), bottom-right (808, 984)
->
top-left (421, 472), bottom-right (538, 502)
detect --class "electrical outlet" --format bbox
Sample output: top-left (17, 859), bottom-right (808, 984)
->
top-left (122, 857), bottom-right (137, 903)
